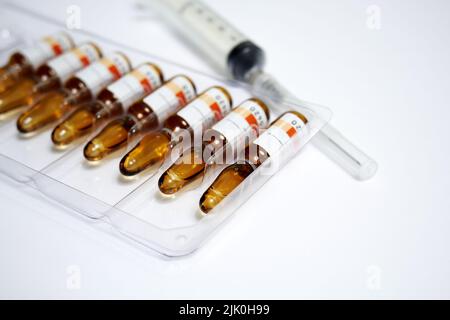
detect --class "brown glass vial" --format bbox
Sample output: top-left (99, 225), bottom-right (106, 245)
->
top-left (51, 63), bottom-right (164, 147)
top-left (16, 52), bottom-right (131, 134)
top-left (0, 32), bottom-right (74, 94)
top-left (158, 98), bottom-right (270, 195)
top-left (119, 86), bottom-right (232, 176)
top-left (199, 111), bottom-right (308, 214)
top-left (83, 75), bottom-right (196, 162)
top-left (0, 42), bottom-right (100, 117)
top-left (0, 53), bottom-right (33, 95)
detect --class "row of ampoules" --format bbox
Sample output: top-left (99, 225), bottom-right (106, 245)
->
top-left (0, 32), bottom-right (309, 214)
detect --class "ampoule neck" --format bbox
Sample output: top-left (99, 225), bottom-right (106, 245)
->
top-left (6, 52), bottom-right (32, 75)
top-left (95, 89), bottom-right (123, 118)
top-left (63, 77), bottom-right (92, 105)
top-left (244, 143), bottom-right (269, 168)
top-left (201, 133), bottom-right (228, 165)
top-left (88, 100), bottom-right (113, 121)
top-left (127, 101), bottom-right (158, 130)
top-left (127, 100), bottom-right (150, 118)
top-left (205, 131), bottom-right (227, 152)
top-left (160, 128), bottom-right (176, 147)
top-left (1, 53), bottom-right (33, 84)
top-left (33, 64), bottom-right (63, 93)
top-left (163, 114), bottom-right (193, 141)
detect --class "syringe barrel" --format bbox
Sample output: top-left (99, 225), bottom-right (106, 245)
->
top-left (146, 0), bottom-right (265, 79)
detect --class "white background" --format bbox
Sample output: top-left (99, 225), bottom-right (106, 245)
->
top-left (0, 0), bottom-right (449, 299)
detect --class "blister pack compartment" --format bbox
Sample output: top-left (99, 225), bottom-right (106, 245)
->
top-left (0, 3), bottom-right (331, 256)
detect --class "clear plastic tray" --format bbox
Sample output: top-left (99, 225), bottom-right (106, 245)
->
top-left (0, 3), bottom-right (331, 257)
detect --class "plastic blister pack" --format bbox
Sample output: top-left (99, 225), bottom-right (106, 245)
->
top-left (0, 3), bottom-right (331, 257)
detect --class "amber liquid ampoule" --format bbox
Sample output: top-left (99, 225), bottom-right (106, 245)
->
top-left (0, 32), bottom-right (73, 95)
top-left (158, 98), bottom-right (270, 195)
top-left (119, 86), bottom-right (232, 176)
top-left (1, 43), bottom-right (101, 116)
top-left (0, 33), bottom-right (75, 115)
top-left (51, 63), bottom-right (163, 146)
top-left (83, 75), bottom-right (196, 162)
top-left (199, 111), bottom-right (308, 214)
top-left (17, 52), bottom-right (131, 133)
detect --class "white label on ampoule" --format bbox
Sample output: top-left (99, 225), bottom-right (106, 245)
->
top-left (75, 53), bottom-right (131, 96)
top-left (212, 100), bottom-right (269, 146)
top-left (143, 76), bottom-right (196, 124)
top-left (253, 112), bottom-right (307, 157)
top-left (177, 87), bottom-right (231, 137)
top-left (46, 43), bottom-right (100, 82)
top-left (20, 33), bottom-right (73, 69)
top-left (107, 64), bottom-right (162, 109)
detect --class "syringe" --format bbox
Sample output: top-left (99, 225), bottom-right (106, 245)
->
top-left (141, 0), bottom-right (378, 180)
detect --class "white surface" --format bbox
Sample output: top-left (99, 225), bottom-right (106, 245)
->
top-left (1, 0), bottom-right (449, 299)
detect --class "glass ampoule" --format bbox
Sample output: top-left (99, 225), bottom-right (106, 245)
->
top-left (16, 52), bottom-right (131, 133)
top-left (0, 32), bottom-right (73, 94)
top-left (0, 43), bottom-right (101, 116)
top-left (51, 63), bottom-right (163, 146)
top-left (158, 98), bottom-right (270, 195)
top-left (199, 111), bottom-right (308, 214)
top-left (119, 86), bottom-right (232, 176)
top-left (83, 75), bottom-right (196, 161)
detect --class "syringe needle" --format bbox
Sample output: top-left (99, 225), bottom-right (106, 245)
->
top-left (249, 70), bottom-right (378, 180)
